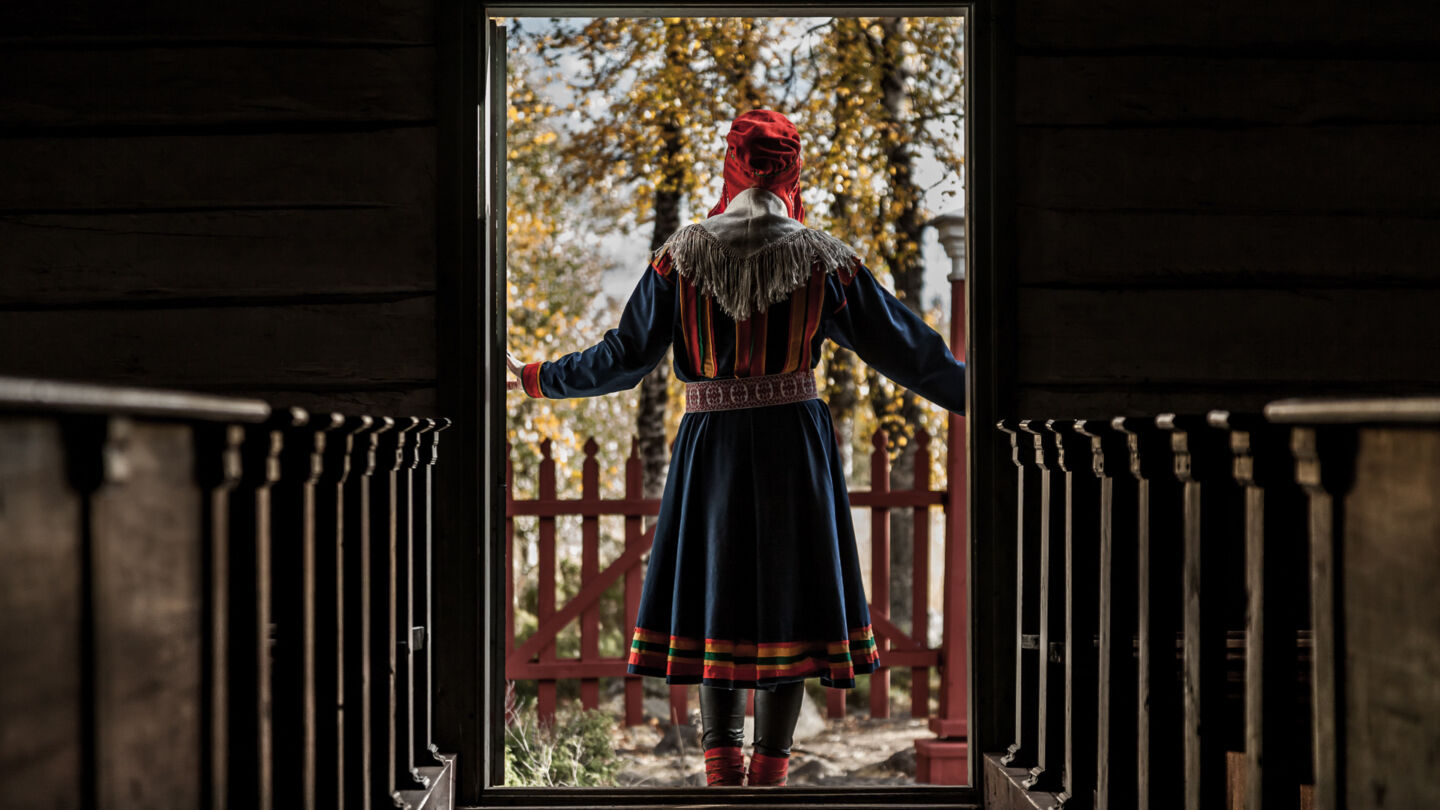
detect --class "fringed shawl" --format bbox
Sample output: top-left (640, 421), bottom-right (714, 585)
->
top-left (657, 223), bottom-right (858, 321)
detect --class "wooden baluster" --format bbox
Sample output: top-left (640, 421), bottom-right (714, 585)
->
top-left (1287, 425), bottom-right (1350, 810)
top-left (1211, 411), bottom-right (1305, 810)
top-left (998, 419), bottom-right (1041, 770)
top-left (0, 417), bottom-right (84, 808)
top-left (911, 429), bottom-right (932, 718)
top-left (348, 417), bottom-right (388, 801)
top-left (416, 419), bottom-right (450, 766)
top-left (338, 415), bottom-right (377, 807)
top-left (827, 685), bottom-right (847, 721)
top-left (580, 438), bottom-right (601, 710)
top-left (1115, 416), bottom-right (1183, 810)
top-left (395, 418), bottom-right (434, 792)
top-left (227, 418), bottom-right (283, 810)
top-left (1158, 414), bottom-right (1243, 810)
top-left (536, 438), bottom-right (557, 726)
top-left (1021, 419), bottom-right (1064, 793)
top-left (312, 413), bottom-right (355, 810)
top-left (193, 422), bottom-right (245, 810)
top-left (1050, 420), bottom-right (1099, 810)
top-left (371, 417), bottom-right (417, 806)
top-left (623, 438), bottom-right (645, 727)
top-left (269, 407), bottom-right (328, 810)
top-left (669, 685), bottom-right (689, 731)
top-left (1078, 419), bottom-right (1137, 810)
top-left (871, 429), bottom-right (892, 720)
top-left (84, 418), bottom-right (208, 808)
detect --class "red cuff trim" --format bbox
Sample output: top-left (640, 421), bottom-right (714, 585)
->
top-left (521, 362), bottom-right (545, 398)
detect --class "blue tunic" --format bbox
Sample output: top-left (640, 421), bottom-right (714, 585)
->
top-left (519, 238), bottom-right (965, 689)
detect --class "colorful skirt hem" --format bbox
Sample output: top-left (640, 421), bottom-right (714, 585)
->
top-left (626, 624), bottom-right (880, 690)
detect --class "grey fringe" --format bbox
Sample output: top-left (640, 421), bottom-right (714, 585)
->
top-left (657, 224), bottom-right (859, 321)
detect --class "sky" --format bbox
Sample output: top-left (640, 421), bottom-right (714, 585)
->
top-left (509, 16), bottom-right (966, 315)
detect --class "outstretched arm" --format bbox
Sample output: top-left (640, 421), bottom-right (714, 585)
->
top-left (822, 260), bottom-right (966, 414)
top-left (511, 255), bottom-right (677, 399)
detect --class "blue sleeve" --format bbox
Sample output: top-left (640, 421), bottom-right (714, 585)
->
top-left (523, 265), bottom-right (676, 399)
top-left (822, 262), bottom-right (966, 414)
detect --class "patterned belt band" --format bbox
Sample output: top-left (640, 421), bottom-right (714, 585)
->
top-left (685, 371), bottom-right (819, 413)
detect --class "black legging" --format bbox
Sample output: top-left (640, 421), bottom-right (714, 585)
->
top-left (699, 682), bottom-right (806, 757)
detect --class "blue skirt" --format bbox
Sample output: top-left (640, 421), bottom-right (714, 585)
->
top-left (625, 399), bottom-right (879, 689)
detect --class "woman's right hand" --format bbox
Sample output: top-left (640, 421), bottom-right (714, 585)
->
top-left (505, 352), bottom-right (524, 392)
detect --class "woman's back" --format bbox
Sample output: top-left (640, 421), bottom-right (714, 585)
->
top-left (654, 187), bottom-right (859, 384)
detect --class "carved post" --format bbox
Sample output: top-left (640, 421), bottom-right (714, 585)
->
top-left (228, 417), bottom-right (284, 810)
top-left (195, 422), bottom-right (246, 810)
top-left (395, 418), bottom-right (434, 791)
top-left (871, 429), bottom-right (892, 720)
top-left (536, 438), bottom-right (557, 726)
top-left (1285, 424), bottom-right (1353, 810)
top-left (1021, 419), bottom-right (1065, 793)
top-left (1050, 420), bottom-right (1098, 810)
top-left (344, 417), bottom-right (385, 809)
top-left (270, 407), bottom-right (334, 810)
top-left (1266, 397), bottom-right (1440, 810)
top-left (1114, 416), bottom-right (1182, 810)
top-left (0, 417), bottom-right (85, 808)
top-left (371, 417), bottom-right (417, 806)
top-left (1077, 419), bottom-right (1137, 810)
top-left (315, 414), bottom-right (371, 809)
top-left (580, 437), bottom-right (601, 710)
top-left (911, 429), bottom-right (932, 718)
top-left (998, 419), bottom-right (1041, 770)
top-left (1158, 414), bottom-right (1243, 810)
top-left (416, 419), bottom-right (451, 765)
top-left (1211, 411), bottom-right (1306, 810)
top-left (74, 417), bottom-right (206, 807)
top-left (623, 438), bottom-right (646, 727)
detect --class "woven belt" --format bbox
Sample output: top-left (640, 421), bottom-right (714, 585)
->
top-left (685, 370), bottom-right (819, 413)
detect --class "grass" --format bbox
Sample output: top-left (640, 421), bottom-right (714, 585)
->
top-left (504, 684), bottom-right (624, 787)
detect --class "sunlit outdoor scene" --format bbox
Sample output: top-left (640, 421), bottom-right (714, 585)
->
top-left (502, 15), bottom-right (967, 787)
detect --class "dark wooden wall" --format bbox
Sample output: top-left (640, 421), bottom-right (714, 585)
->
top-left (0, 3), bottom-right (488, 803)
top-left (1009, 0), bottom-right (1440, 418)
top-left (0, 1), bottom-right (442, 417)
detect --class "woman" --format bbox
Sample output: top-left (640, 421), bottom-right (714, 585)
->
top-left (508, 109), bottom-right (965, 787)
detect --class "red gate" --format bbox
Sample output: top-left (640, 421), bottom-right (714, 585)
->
top-left (505, 428), bottom-right (963, 738)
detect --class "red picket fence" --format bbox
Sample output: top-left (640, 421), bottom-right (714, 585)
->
top-left (505, 428), bottom-right (957, 730)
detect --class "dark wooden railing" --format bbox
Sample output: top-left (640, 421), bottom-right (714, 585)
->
top-left (0, 376), bottom-right (452, 810)
top-left (989, 411), bottom-right (1317, 810)
top-left (990, 400), bottom-right (1440, 809)
top-left (504, 427), bottom-right (957, 732)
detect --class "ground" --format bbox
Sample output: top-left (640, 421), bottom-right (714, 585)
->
top-left (609, 710), bottom-right (927, 787)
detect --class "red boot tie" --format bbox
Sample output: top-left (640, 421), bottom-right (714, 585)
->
top-left (747, 752), bottom-right (789, 786)
top-left (704, 746), bottom-right (745, 786)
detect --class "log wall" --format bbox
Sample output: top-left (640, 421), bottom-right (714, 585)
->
top-left (0, 1), bottom-right (441, 416)
top-left (1010, 0), bottom-right (1440, 418)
